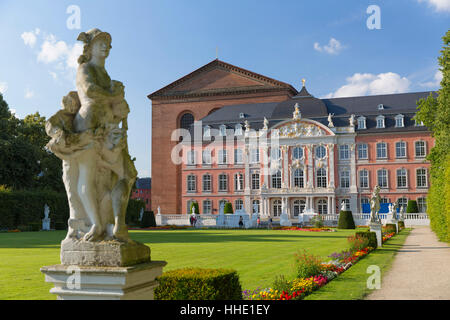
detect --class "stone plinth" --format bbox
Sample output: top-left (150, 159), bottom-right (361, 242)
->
top-left (280, 212), bottom-right (292, 227)
top-left (41, 261), bottom-right (167, 300)
top-left (61, 238), bottom-right (150, 267)
top-left (369, 221), bottom-right (383, 248)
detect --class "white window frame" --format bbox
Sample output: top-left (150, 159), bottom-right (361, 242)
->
top-left (316, 168), bottom-right (327, 188)
top-left (377, 169), bottom-right (388, 188)
top-left (235, 199), bottom-right (244, 211)
top-left (203, 200), bottom-right (212, 214)
top-left (234, 173), bottom-right (244, 191)
top-left (376, 142), bottom-right (387, 159)
top-left (218, 149), bottom-right (228, 164)
top-left (202, 149), bottom-right (212, 165)
top-left (396, 168), bottom-right (408, 188)
top-left (187, 150), bottom-right (196, 165)
top-left (376, 115), bottom-right (385, 129)
top-left (250, 148), bottom-right (260, 163)
top-left (395, 114), bottom-right (404, 128)
top-left (272, 170), bottom-right (282, 189)
top-left (416, 168), bottom-right (428, 188)
top-left (251, 173), bottom-right (260, 190)
top-left (315, 145), bottom-right (326, 159)
top-left (358, 143), bottom-right (368, 160)
top-left (359, 169), bottom-right (369, 189)
top-left (234, 149), bottom-right (243, 164)
top-left (339, 145), bottom-right (350, 160)
top-left (357, 116), bottom-right (366, 130)
top-left (187, 175), bottom-right (196, 192)
top-left (417, 197), bottom-right (427, 213)
top-left (395, 141), bottom-right (407, 159)
top-left (218, 174), bottom-right (228, 192)
top-left (293, 168), bottom-right (304, 188)
top-left (415, 141), bottom-right (426, 158)
top-left (292, 147), bottom-right (304, 160)
top-left (202, 174), bottom-right (211, 192)
top-left (340, 170), bottom-right (350, 188)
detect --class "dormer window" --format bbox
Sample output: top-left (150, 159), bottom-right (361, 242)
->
top-left (203, 126), bottom-right (211, 138)
top-left (376, 115), bottom-right (385, 129)
top-left (235, 124), bottom-right (243, 136)
top-left (378, 104), bottom-right (384, 110)
top-left (395, 114), bottom-right (404, 128)
top-left (357, 116), bottom-right (366, 130)
top-left (219, 124), bottom-right (226, 136)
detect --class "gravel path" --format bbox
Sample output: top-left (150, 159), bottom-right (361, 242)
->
top-left (366, 226), bottom-right (450, 300)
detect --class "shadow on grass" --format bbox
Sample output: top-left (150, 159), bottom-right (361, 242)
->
top-left (0, 229), bottom-right (354, 248)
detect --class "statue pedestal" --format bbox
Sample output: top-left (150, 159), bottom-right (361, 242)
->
top-left (42, 218), bottom-right (51, 231)
top-left (369, 221), bottom-right (383, 248)
top-left (388, 219), bottom-right (399, 233)
top-left (280, 212), bottom-right (292, 227)
top-left (40, 261), bottom-right (166, 300)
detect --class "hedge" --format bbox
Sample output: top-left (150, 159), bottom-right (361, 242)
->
top-left (189, 201), bottom-right (200, 215)
top-left (141, 211), bottom-right (156, 228)
top-left (385, 223), bottom-right (397, 234)
top-left (0, 189), bottom-right (145, 231)
top-left (337, 211), bottom-right (355, 229)
top-left (155, 268), bottom-right (242, 300)
top-left (398, 221), bottom-right (405, 230)
top-left (406, 200), bottom-right (419, 214)
top-left (224, 202), bottom-right (233, 214)
top-left (355, 231), bottom-right (378, 249)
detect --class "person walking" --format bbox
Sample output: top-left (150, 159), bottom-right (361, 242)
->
top-left (238, 216), bottom-right (244, 229)
top-left (268, 217), bottom-right (273, 230)
top-left (257, 216), bottom-right (261, 229)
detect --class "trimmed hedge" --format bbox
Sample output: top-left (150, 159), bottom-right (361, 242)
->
top-left (355, 231), bottom-right (378, 249)
top-left (155, 268), bottom-right (242, 300)
top-left (385, 224), bottom-right (397, 234)
top-left (406, 200), bottom-right (419, 213)
top-left (224, 202), bottom-right (233, 214)
top-left (0, 190), bottom-right (146, 231)
top-left (141, 211), bottom-right (156, 228)
top-left (337, 211), bottom-right (355, 229)
top-left (189, 201), bottom-right (200, 215)
top-left (398, 221), bottom-right (405, 230)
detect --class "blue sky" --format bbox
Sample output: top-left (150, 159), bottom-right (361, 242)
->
top-left (0, 0), bottom-right (448, 178)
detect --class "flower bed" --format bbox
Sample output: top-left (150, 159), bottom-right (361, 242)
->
top-left (273, 226), bottom-right (336, 232)
top-left (243, 234), bottom-right (377, 300)
top-left (128, 225), bottom-right (190, 230)
top-left (382, 232), bottom-right (395, 243)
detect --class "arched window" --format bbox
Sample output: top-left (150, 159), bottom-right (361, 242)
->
top-left (272, 170), bottom-right (282, 189)
top-left (235, 199), bottom-right (244, 211)
top-left (293, 199), bottom-right (306, 216)
top-left (292, 147), bottom-right (303, 160)
top-left (273, 200), bottom-right (282, 217)
top-left (316, 168), bottom-right (327, 188)
top-left (417, 197), bottom-right (427, 213)
top-left (317, 199), bottom-right (327, 214)
top-left (293, 169), bottom-right (304, 188)
top-left (179, 113), bottom-right (194, 130)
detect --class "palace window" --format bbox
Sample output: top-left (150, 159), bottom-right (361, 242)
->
top-left (416, 168), bottom-right (427, 188)
top-left (397, 197), bottom-right (408, 211)
top-left (395, 141), bottom-right (407, 158)
top-left (340, 170), bottom-right (350, 188)
top-left (292, 147), bottom-right (303, 160)
top-left (251, 173), bottom-right (260, 190)
top-left (271, 147), bottom-right (281, 161)
top-left (341, 199), bottom-right (350, 211)
top-left (417, 197), bottom-right (427, 213)
top-left (376, 115), bottom-right (385, 128)
top-left (316, 168), bottom-right (327, 188)
top-left (187, 150), bottom-right (196, 165)
top-left (202, 149), bottom-right (211, 165)
top-left (272, 170), bottom-right (282, 189)
top-left (235, 124), bottom-right (243, 136)
top-left (203, 200), bottom-right (212, 214)
top-left (395, 114), bottom-right (404, 128)
top-left (357, 116), bottom-right (367, 130)
top-left (415, 141), bottom-right (426, 158)
top-left (293, 200), bottom-right (306, 216)
top-left (218, 174), bottom-right (228, 192)
top-left (317, 199), bottom-right (327, 215)
top-left (187, 200), bottom-right (195, 214)
top-left (273, 200), bottom-right (282, 217)
top-left (234, 173), bottom-right (244, 191)
top-left (359, 170), bottom-right (369, 188)
top-left (202, 174), bottom-right (211, 192)
top-left (293, 169), bottom-right (304, 188)
top-left (187, 175), bottom-right (196, 192)
top-left (397, 168), bottom-right (407, 188)
top-left (250, 148), bottom-right (260, 163)
top-left (360, 197), bottom-right (369, 211)
top-left (218, 149), bottom-right (228, 164)
top-left (377, 169), bottom-right (388, 188)
top-left (315, 145), bottom-right (326, 159)
top-left (234, 149), bottom-right (243, 164)
top-left (358, 143), bottom-right (368, 159)
top-left (376, 142), bottom-right (387, 159)
top-left (235, 199), bottom-right (244, 211)
top-left (180, 113), bottom-right (194, 130)
top-left (339, 145), bottom-right (350, 160)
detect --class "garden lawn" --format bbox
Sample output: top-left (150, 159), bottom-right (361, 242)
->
top-left (304, 228), bottom-right (411, 300)
top-left (0, 228), bottom-right (363, 300)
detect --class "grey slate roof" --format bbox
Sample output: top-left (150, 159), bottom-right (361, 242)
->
top-left (136, 178), bottom-right (151, 190)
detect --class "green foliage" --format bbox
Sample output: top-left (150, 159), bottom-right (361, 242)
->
top-left (415, 30), bottom-right (450, 242)
top-left (355, 231), bottom-right (378, 249)
top-left (189, 201), bottom-right (200, 214)
top-left (141, 211), bottom-right (156, 228)
top-left (224, 202), bottom-right (233, 214)
top-left (272, 274), bottom-right (291, 293)
top-left (155, 268), bottom-right (242, 300)
top-left (293, 249), bottom-right (323, 279)
top-left (398, 221), bottom-right (405, 230)
top-left (125, 199), bottom-right (145, 225)
top-left (406, 200), bottom-right (419, 214)
top-left (385, 224), bottom-right (397, 234)
top-left (309, 215), bottom-right (324, 228)
top-left (338, 211), bottom-right (355, 229)
top-left (347, 234), bottom-right (370, 253)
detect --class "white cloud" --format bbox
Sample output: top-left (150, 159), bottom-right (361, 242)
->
top-left (323, 72), bottom-right (411, 98)
top-left (418, 0), bottom-right (450, 12)
top-left (25, 88), bottom-right (34, 99)
top-left (21, 28), bottom-right (40, 48)
top-left (0, 82), bottom-right (7, 94)
top-left (420, 70), bottom-right (443, 88)
top-left (314, 38), bottom-right (345, 55)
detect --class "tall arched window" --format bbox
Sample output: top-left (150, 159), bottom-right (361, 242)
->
top-left (179, 113), bottom-right (194, 130)
top-left (317, 168), bottom-right (327, 188)
top-left (273, 200), bottom-right (282, 217)
top-left (317, 199), bottom-right (327, 214)
top-left (293, 169), bottom-right (304, 188)
top-left (293, 199), bottom-right (306, 216)
top-left (272, 170), bottom-right (282, 189)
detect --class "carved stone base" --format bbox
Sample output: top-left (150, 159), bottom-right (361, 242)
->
top-left (41, 261), bottom-right (167, 300)
top-left (369, 221), bottom-right (383, 248)
top-left (61, 238), bottom-right (150, 267)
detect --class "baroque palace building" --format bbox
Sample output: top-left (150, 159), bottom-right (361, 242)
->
top-left (148, 59), bottom-right (433, 218)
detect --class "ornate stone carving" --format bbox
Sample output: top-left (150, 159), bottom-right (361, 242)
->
top-left (293, 103), bottom-right (301, 120)
top-left (327, 113), bottom-right (334, 128)
top-left (277, 121), bottom-right (326, 138)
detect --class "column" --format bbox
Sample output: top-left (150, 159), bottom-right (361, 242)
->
top-left (328, 144), bottom-right (335, 188)
top-left (282, 146), bottom-right (289, 188)
top-left (332, 196), bottom-right (336, 214)
top-left (350, 143), bottom-right (357, 193)
top-left (327, 196), bottom-right (331, 214)
top-left (307, 144), bottom-right (314, 188)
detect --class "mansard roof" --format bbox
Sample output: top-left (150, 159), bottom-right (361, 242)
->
top-left (147, 59), bottom-right (298, 100)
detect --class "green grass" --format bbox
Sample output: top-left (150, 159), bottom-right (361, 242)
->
top-left (0, 228), bottom-right (364, 300)
top-left (304, 228), bottom-right (411, 300)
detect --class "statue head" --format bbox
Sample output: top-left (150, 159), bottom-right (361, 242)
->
top-left (61, 91), bottom-right (81, 114)
top-left (77, 28), bottom-right (112, 64)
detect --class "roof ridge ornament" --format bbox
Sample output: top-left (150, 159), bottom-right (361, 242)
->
top-left (293, 103), bottom-right (301, 120)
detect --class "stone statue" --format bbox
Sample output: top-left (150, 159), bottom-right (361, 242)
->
top-left (139, 207), bottom-right (144, 222)
top-left (157, 206), bottom-right (161, 215)
top-left (327, 113), bottom-right (334, 128)
top-left (244, 120), bottom-right (250, 132)
top-left (191, 205), bottom-right (196, 215)
top-left (263, 117), bottom-right (269, 130)
top-left (219, 202), bottom-right (225, 215)
top-left (341, 201), bottom-right (346, 212)
top-left (42, 204), bottom-right (51, 231)
top-left (369, 185), bottom-right (381, 223)
top-left (293, 103), bottom-right (301, 120)
top-left (45, 29), bottom-right (146, 266)
top-left (349, 114), bottom-right (355, 127)
top-left (253, 202), bottom-right (259, 214)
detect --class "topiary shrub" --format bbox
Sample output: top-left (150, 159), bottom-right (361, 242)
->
top-left (385, 223), bottom-right (397, 234)
top-left (155, 268), bottom-right (242, 300)
top-left (398, 221), bottom-right (405, 230)
top-left (338, 211), bottom-right (355, 229)
top-left (141, 211), bottom-right (156, 228)
top-left (355, 231), bottom-right (378, 249)
top-left (406, 200), bottom-right (419, 213)
top-left (126, 199), bottom-right (145, 226)
top-left (189, 201), bottom-right (200, 214)
top-left (224, 202), bottom-right (233, 214)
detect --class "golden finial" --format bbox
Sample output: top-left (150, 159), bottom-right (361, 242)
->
top-left (302, 78), bottom-right (306, 87)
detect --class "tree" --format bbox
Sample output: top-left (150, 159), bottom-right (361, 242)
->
top-left (415, 30), bottom-right (450, 242)
top-left (189, 201), bottom-right (200, 214)
top-left (224, 202), bottom-right (233, 214)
